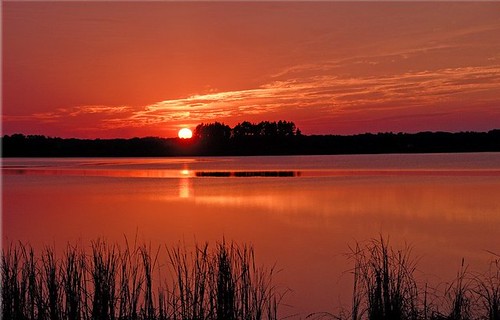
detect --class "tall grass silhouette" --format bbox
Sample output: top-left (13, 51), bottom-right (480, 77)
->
top-left (475, 256), bottom-right (500, 320)
top-left (2, 237), bottom-right (499, 320)
top-left (347, 236), bottom-right (420, 320)
top-left (324, 236), bottom-right (500, 320)
top-left (1, 240), bottom-right (280, 320)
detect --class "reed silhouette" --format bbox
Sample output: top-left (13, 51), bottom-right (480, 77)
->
top-left (316, 236), bottom-right (500, 320)
top-left (2, 237), bottom-right (499, 320)
top-left (1, 240), bottom-right (280, 320)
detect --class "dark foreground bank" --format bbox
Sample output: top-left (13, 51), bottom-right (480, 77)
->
top-left (2, 237), bottom-right (499, 320)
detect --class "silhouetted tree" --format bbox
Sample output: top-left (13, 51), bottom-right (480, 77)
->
top-left (232, 121), bottom-right (255, 137)
top-left (194, 122), bottom-right (232, 141)
top-left (231, 121), bottom-right (299, 138)
top-left (277, 120), bottom-right (296, 136)
top-left (258, 121), bottom-right (277, 137)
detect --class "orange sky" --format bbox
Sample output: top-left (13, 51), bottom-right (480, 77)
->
top-left (3, 2), bottom-right (500, 138)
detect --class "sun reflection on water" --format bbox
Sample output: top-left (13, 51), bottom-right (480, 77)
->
top-left (178, 169), bottom-right (193, 198)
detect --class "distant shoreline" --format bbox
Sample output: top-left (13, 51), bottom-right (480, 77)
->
top-left (2, 129), bottom-right (499, 157)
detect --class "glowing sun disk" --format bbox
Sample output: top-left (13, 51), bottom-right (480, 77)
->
top-left (178, 128), bottom-right (193, 139)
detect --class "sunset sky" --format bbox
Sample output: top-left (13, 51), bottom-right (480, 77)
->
top-left (3, 1), bottom-right (500, 138)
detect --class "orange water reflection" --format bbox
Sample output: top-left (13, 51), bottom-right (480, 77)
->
top-left (179, 171), bottom-right (193, 198)
top-left (2, 156), bottom-right (500, 317)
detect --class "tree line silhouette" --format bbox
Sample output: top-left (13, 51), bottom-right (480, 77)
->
top-left (2, 121), bottom-right (500, 157)
top-left (194, 121), bottom-right (300, 140)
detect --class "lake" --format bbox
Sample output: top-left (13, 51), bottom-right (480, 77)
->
top-left (2, 153), bottom-right (500, 317)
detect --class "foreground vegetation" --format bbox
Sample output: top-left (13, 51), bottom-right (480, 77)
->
top-left (2, 237), bottom-right (499, 320)
top-left (2, 240), bottom-right (279, 320)
top-left (314, 237), bottom-right (500, 320)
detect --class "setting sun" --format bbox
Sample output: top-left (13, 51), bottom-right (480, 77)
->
top-left (178, 128), bottom-right (193, 139)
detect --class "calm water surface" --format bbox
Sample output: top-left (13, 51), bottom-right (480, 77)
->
top-left (2, 153), bottom-right (500, 317)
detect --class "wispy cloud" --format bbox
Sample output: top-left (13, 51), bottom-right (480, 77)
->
top-left (3, 63), bottom-right (500, 137)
